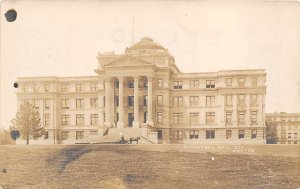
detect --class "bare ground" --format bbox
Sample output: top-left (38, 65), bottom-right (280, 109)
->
top-left (0, 145), bottom-right (299, 189)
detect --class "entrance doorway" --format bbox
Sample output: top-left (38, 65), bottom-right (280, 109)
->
top-left (128, 113), bottom-right (134, 127)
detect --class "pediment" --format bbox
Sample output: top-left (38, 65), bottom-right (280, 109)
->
top-left (103, 55), bottom-right (154, 68)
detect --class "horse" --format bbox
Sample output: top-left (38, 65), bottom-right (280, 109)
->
top-left (129, 137), bottom-right (140, 144)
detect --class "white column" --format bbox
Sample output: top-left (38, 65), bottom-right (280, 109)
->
top-left (117, 77), bottom-right (124, 128)
top-left (105, 77), bottom-right (113, 127)
top-left (133, 76), bottom-right (140, 128)
top-left (147, 76), bottom-right (154, 126)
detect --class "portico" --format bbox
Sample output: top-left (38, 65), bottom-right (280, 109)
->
top-left (103, 75), bottom-right (154, 129)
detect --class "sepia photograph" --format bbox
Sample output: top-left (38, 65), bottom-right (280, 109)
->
top-left (0, 0), bottom-right (300, 188)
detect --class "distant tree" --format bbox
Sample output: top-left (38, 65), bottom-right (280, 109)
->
top-left (11, 102), bottom-right (44, 145)
top-left (0, 129), bottom-right (14, 145)
top-left (266, 124), bottom-right (279, 144)
top-left (10, 129), bottom-right (20, 140)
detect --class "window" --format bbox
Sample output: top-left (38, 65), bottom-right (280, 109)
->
top-left (157, 112), bottom-right (163, 124)
top-left (190, 80), bottom-right (199, 88)
top-left (90, 114), bottom-right (98, 125)
top-left (76, 114), bottom-right (84, 126)
top-left (90, 83), bottom-right (98, 91)
top-left (34, 99), bottom-right (39, 109)
top-left (34, 84), bottom-right (39, 92)
top-left (62, 131), bottom-right (69, 140)
top-left (157, 95), bottom-right (163, 105)
top-left (173, 131), bottom-right (183, 140)
top-left (251, 111), bottom-right (257, 125)
top-left (238, 94), bottom-right (245, 105)
top-left (206, 112), bottom-right (215, 124)
top-left (174, 81), bottom-right (183, 89)
top-left (238, 130), bottom-right (245, 139)
top-left (23, 85), bottom-right (28, 93)
top-left (288, 133), bottom-right (291, 139)
top-left (238, 111), bottom-right (245, 124)
top-left (103, 96), bottom-right (105, 107)
top-left (157, 130), bottom-right (162, 140)
top-left (115, 96), bottom-right (119, 107)
top-left (251, 94), bottom-right (257, 106)
top-left (189, 130), bottom-right (199, 139)
top-left (190, 113), bottom-right (199, 124)
top-left (294, 133), bottom-right (298, 139)
top-left (76, 99), bottom-right (84, 109)
top-left (173, 96), bottom-right (183, 107)
top-left (252, 77), bottom-right (257, 87)
top-left (44, 132), bottom-right (49, 139)
top-left (225, 95), bottom-right (233, 106)
top-left (238, 78), bottom-right (245, 87)
top-left (44, 99), bottom-right (50, 109)
top-left (190, 96), bottom-right (199, 106)
top-left (44, 114), bottom-right (49, 126)
top-left (44, 84), bottom-right (49, 92)
top-left (226, 78), bottom-right (232, 87)
top-left (144, 96), bottom-right (148, 106)
top-left (174, 113), bottom-right (183, 124)
top-left (76, 131), bottom-right (84, 140)
top-left (157, 79), bottom-right (163, 87)
top-left (115, 81), bottom-right (119, 89)
top-left (62, 99), bottom-right (70, 109)
top-left (206, 130), bottom-right (215, 139)
top-left (251, 130), bottom-right (257, 139)
top-left (206, 96), bottom-right (215, 107)
top-left (226, 112), bottom-right (232, 125)
top-left (128, 96), bottom-right (134, 106)
top-left (128, 81), bottom-right (134, 88)
top-left (61, 84), bottom-right (69, 92)
top-left (143, 112), bottom-right (147, 123)
top-left (76, 84), bottom-right (84, 92)
top-left (206, 80), bottom-right (215, 88)
top-left (90, 98), bottom-right (98, 108)
top-left (61, 115), bottom-right (69, 126)
top-left (226, 130), bottom-right (232, 139)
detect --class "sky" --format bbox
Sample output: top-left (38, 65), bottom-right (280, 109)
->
top-left (1, 0), bottom-right (300, 129)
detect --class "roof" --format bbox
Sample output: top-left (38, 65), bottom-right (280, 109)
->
top-left (126, 37), bottom-right (166, 51)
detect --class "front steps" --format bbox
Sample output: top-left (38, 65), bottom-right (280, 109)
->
top-left (92, 127), bottom-right (157, 144)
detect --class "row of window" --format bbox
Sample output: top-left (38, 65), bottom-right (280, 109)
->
top-left (32, 98), bottom-right (99, 109)
top-left (31, 93), bottom-right (259, 110)
top-left (61, 114), bottom-right (98, 126)
top-left (173, 94), bottom-right (258, 107)
top-left (287, 133), bottom-right (298, 139)
top-left (23, 83), bottom-right (99, 93)
top-left (172, 130), bottom-right (258, 140)
top-left (23, 76), bottom-right (259, 93)
top-left (170, 111), bottom-right (258, 125)
top-left (171, 77), bottom-right (258, 90)
top-left (44, 114), bottom-right (99, 126)
top-left (280, 141), bottom-right (299, 144)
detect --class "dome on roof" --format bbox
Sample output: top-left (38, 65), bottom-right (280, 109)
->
top-left (126, 37), bottom-right (166, 51)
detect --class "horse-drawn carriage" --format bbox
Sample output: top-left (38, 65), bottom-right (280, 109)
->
top-left (119, 136), bottom-right (140, 144)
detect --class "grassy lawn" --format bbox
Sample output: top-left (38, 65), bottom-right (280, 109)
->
top-left (0, 145), bottom-right (299, 189)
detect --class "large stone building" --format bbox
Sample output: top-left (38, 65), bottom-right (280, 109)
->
top-left (266, 112), bottom-right (300, 144)
top-left (16, 37), bottom-right (267, 144)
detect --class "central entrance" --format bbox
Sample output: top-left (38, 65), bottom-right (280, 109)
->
top-left (128, 113), bottom-right (134, 127)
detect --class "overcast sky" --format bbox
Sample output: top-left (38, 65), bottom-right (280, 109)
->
top-left (1, 0), bottom-right (300, 129)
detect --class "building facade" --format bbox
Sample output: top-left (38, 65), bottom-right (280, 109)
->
top-left (16, 37), bottom-right (267, 144)
top-left (266, 112), bottom-right (300, 144)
